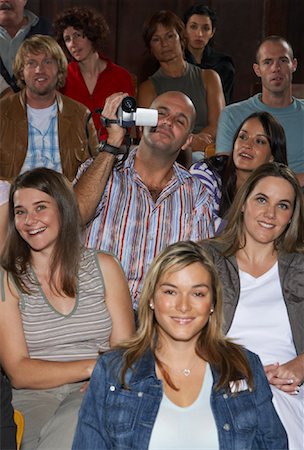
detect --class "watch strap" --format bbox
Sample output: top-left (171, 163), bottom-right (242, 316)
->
top-left (99, 142), bottom-right (122, 156)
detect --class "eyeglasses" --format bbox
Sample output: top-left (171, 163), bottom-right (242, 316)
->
top-left (24, 58), bottom-right (56, 70)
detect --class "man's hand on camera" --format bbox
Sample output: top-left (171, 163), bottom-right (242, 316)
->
top-left (102, 92), bottom-right (129, 148)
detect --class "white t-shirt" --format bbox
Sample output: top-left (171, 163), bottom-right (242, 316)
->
top-left (227, 262), bottom-right (303, 450)
top-left (227, 262), bottom-right (297, 364)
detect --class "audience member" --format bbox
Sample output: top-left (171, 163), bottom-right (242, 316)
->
top-left (216, 36), bottom-right (304, 186)
top-left (203, 162), bottom-right (304, 450)
top-left (72, 240), bottom-right (288, 450)
top-left (54, 6), bottom-right (134, 141)
top-left (0, 180), bottom-right (10, 253)
top-left (74, 91), bottom-right (216, 309)
top-left (0, 0), bottom-right (52, 92)
top-left (191, 112), bottom-right (288, 224)
top-left (0, 72), bottom-right (13, 97)
top-left (183, 3), bottom-right (235, 104)
top-left (0, 34), bottom-right (99, 184)
top-left (0, 371), bottom-right (16, 450)
top-left (137, 10), bottom-right (225, 157)
top-left (0, 167), bottom-right (135, 450)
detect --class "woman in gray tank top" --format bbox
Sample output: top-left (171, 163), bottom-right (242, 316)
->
top-left (0, 168), bottom-right (135, 450)
top-left (138, 10), bottom-right (225, 163)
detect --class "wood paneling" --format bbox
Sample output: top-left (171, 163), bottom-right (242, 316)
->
top-left (26, 0), bottom-right (303, 102)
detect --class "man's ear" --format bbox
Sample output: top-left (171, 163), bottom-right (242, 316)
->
top-left (253, 63), bottom-right (261, 78)
top-left (292, 58), bottom-right (298, 73)
top-left (181, 133), bottom-right (193, 151)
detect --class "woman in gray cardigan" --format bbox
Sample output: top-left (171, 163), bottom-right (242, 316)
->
top-left (203, 162), bottom-right (304, 450)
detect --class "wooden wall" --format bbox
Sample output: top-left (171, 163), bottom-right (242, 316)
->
top-left (27, 0), bottom-right (303, 102)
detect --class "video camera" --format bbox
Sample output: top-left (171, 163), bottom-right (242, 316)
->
top-left (117, 96), bottom-right (158, 128)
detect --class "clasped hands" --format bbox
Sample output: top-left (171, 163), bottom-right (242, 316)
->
top-left (264, 356), bottom-right (304, 395)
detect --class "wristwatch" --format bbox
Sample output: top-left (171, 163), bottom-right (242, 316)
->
top-left (98, 141), bottom-right (121, 156)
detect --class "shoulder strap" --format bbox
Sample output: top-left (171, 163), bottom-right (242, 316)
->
top-left (0, 270), bottom-right (6, 302)
top-left (0, 57), bottom-right (20, 92)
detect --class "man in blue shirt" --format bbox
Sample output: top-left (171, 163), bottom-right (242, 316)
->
top-left (216, 36), bottom-right (304, 187)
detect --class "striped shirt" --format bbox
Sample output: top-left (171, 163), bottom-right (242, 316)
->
top-left (13, 249), bottom-right (112, 361)
top-left (77, 148), bottom-right (216, 309)
top-left (190, 160), bottom-right (222, 231)
top-left (21, 102), bottom-right (62, 174)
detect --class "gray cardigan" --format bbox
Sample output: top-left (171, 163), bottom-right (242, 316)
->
top-left (203, 242), bottom-right (304, 356)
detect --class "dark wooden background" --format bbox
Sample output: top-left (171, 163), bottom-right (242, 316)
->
top-left (27, 0), bottom-right (303, 102)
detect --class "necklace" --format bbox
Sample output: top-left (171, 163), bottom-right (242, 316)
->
top-left (168, 359), bottom-right (199, 377)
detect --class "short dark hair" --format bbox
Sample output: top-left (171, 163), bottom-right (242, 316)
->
top-left (255, 35), bottom-right (294, 63)
top-left (54, 6), bottom-right (109, 57)
top-left (1, 168), bottom-right (82, 297)
top-left (143, 10), bottom-right (186, 51)
top-left (183, 3), bottom-right (217, 29)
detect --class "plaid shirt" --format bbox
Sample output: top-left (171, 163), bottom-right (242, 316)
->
top-left (76, 148), bottom-right (217, 309)
top-left (21, 103), bottom-right (62, 173)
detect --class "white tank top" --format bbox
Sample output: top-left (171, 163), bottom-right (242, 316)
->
top-left (148, 364), bottom-right (218, 449)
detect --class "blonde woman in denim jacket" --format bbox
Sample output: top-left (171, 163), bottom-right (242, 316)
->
top-left (73, 241), bottom-right (287, 450)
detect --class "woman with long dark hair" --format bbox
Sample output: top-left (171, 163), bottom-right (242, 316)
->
top-left (191, 111), bottom-right (288, 226)
top-left (0, 168), bottom-right (135, 450)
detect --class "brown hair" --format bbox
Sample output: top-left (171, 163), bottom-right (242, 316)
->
top-left (54, 6), bottom-right (109, 58)
top-left (143, 10), bottom-right (186, 51)
top-left (255, 35), bottom-right (294, 63)
top-left (1, 168), bottom-right (82, 297)
top-left (117, 241), bottom-right (253, 391)
top-left (13, 34), bottom-right (68, 89)
top-left (215, 162), bottom-right (304, 255)
top-left (219, 111), bottom-right (288, 218)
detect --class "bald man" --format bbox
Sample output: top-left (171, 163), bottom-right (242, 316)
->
top-left (74, 91), bottom-right (217, 308)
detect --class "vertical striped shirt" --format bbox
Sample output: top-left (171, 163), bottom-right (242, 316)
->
top-left (76, 149), bottom-right (216, 309)
top-left (190, 160), bottom-right (222, 231)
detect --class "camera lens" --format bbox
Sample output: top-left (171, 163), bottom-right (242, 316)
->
top-left (121, 96), bottom-right (136, 113)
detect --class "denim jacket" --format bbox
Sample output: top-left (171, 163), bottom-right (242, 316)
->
top-left (72, 349), bottom-right (287, 450)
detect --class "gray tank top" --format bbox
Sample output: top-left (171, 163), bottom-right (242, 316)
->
top-left (15, 249), bottom-right (112, 360)
top-left (150, 63), bottom-right (207, 133)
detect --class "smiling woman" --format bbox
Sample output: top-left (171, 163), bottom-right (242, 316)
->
top-left (72, 241), bottom-right (288, 450)
top-left (0, 168), bottom-right (135, 450)
top-left (190, 111), bottom-right (288, 225)
top-left (203, 162), bottom-right (304, 449)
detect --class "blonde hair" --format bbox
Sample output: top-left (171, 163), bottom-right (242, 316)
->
top-left (13, 34), bottom-right (68, 89)
top-left (118, 241), bottom-right (253, 391)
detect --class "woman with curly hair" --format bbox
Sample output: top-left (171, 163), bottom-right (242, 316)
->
top-left (54, 7), bottom-right (134, 141)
